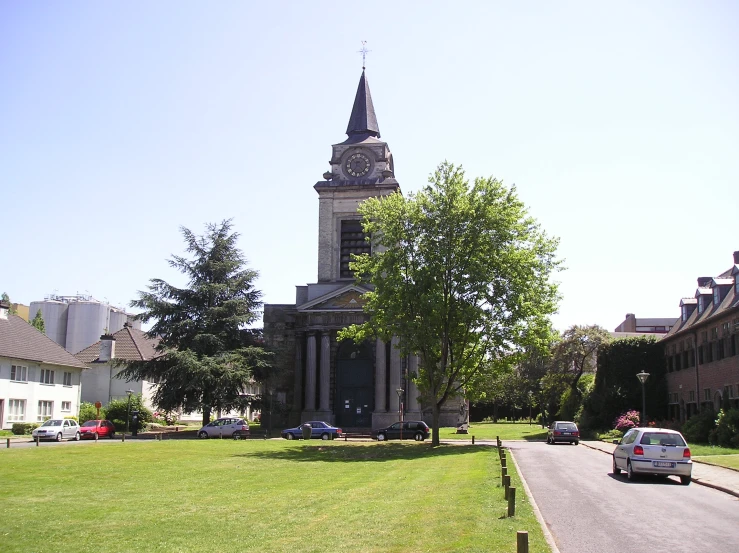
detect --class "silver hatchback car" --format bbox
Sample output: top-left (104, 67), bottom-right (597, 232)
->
top-left (612, 427), bottom-right (692, 485)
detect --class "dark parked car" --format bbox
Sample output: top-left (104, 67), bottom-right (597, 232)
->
top-left (372, 421), bottom-right (430, 441)
top-left (80, 420), bottom-right (116, 439)
top-left (281, 421), bottom-right (342, 440)
top-left (547, 421), bottom-right (579, 445)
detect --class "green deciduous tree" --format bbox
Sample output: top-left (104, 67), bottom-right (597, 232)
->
top-left (1, 292), bottom-right (18, 315)
top-left (119, 220), bottom-right (269, 425)
top-left (31, 309), bottom-right (45, 333)
top-left (340, 162), bottom-right (561, 445)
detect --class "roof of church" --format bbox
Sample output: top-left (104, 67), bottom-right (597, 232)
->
top-left (0, 312), bottom-right (87, 369)
top-left (345, 70), bottom-right (380, 139)
top-left (75, 325), bottom-right (160, 363)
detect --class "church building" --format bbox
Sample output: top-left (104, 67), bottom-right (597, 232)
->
top-left (263, 69), bottom-right (462, 430)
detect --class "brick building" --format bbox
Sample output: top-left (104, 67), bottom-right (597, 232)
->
top-left (662, 251), bottom-right (739, 421)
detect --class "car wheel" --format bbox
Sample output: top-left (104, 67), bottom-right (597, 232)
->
top-left (198, 431), bottom-right (209, 439)
top-left (680, 475), bottom-right (691, 486)
top-left (56, 433), bottom-right (62, 442)
top-left (74, 432), bottom-right (80, 441)
top-left (627, 460), bottom-right (637, 481)
top-left (574, 440), bottom-right (579, 445)
top-left (321, 433), bottom-right (329, 440)
top-left (377, 433), bottom-right (386, 441)
top-left (612, 455), bottom-right (621, 475)
top-left (285, 433), bottom-right (294, 440)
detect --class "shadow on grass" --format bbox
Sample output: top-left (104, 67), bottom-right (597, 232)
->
top-left (233, 442), bottom-right (488, 463)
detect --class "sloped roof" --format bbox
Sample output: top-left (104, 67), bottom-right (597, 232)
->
top-left (75, 325), bottom-right (160, 363)
top-left (345, 70), bottom-right (380, 138)
top-left (0, 314), bottom-right (87, 369)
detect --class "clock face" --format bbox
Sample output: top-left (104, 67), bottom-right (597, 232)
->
top-left (345, 152), bottom-right (371, 177)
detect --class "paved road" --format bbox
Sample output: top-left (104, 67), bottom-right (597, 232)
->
top-left (508, 440), bottom-right (739, 553)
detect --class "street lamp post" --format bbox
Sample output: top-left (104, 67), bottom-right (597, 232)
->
top-left (636, 372), bottom-right (650, 427)
top-left (396, 388), bottom-right (404, 440)
top-left (125, 389), bottom-right (134, 435)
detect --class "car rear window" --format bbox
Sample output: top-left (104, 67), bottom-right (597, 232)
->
top-left (639, 432), bottom-right (686, 446)
top-left (81, 421), bottom-right (97, 427)
top-left (556, 423), bottom-right (577, 431)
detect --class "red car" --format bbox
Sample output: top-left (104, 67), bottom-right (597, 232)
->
top-left (80, 420), bottom-right (116, 439)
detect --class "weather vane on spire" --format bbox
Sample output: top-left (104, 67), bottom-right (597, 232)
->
top-left (358, 40), bottom-right (370, 70)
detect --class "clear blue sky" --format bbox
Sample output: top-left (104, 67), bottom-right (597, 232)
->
top-left (2, 2), bottom-right (737, 332)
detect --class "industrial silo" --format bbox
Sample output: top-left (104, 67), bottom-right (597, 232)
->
top-left (108, 308), bottom-right (128, 334)
top-left (66, 300), bottom-right (109, 354)
top-left (30, 300), bottom-right (69, 347)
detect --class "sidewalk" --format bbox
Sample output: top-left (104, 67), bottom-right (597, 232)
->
top-left (581, 440), bottom-right (739, 498)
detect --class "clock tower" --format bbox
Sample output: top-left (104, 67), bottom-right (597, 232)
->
top-left (314, 69), bottom-right (399, 282)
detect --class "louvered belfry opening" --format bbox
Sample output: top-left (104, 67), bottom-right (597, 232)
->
top-left (340, 220), bottom-right (371, 278)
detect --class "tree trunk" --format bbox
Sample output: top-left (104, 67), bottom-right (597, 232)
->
top-left (431, 402), bottom-right (441, 446)
top-left (202, 406), bottom-right (211, 427)
top-left (493, 401), bottom-right (498, 423)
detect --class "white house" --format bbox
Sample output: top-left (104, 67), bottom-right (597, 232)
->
top-left (0, 301), bottom-right (87, 429)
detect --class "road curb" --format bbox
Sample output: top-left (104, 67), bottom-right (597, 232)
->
top-left (580, 441), bottom-right (739, 499)
top-left (507, 445), bottom-right (562, 553)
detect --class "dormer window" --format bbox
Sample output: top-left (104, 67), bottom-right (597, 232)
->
top-left (714, 287), bottom-right (720, 306)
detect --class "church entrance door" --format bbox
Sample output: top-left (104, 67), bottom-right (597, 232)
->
top-left (336, 342), bottom-right (373, 428)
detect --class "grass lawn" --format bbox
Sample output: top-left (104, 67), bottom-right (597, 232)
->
top-left (1, 440), bottom-right (550, 553)
top-left (441, 421), bottom-right (548, 442)
top-left (693, 454), bottom-right (739, 471)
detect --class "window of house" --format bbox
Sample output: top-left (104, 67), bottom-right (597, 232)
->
top-left (704, 388), bottom-right (711, 402)
top-left (689, 390), bottom-right (695, 402)
top-left (10, 365), bottom-right (28, 382)
top-left (711, 327), bottom-right (718, 340)
top-left (339, 220), bottom-right (371, 278)
top-left (8, 399), bottom-right (26, 422)
top-left (37, 400), bottom-right (53, 421)
top-left (61, 401), bottom-right (71, 412)
top-left (682, 306), bottom-right (688, 322)
top-left (39, 369), bottom-right (54, 385)
top-left (698, 346), bottom-right (704, 365)
top-left (63, 372), bottom-right (72, 386)
top-left (713, 287), bottom-right (721, 305)
top-left (717, 339), bottom-right (725, 360)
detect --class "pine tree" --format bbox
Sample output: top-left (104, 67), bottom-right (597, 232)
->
top-left (31, 309), bottom-right (46, 333)
top-left (119, 220), bottom-right (269, 425)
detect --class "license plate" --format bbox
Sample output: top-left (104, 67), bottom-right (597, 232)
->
top-left (653, 461), bottom-right (675, 468)
top-left (562, 432), bottom-right (571, 435)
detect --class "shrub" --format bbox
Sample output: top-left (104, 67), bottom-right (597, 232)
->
top-left (12, 423), bottom-right (39, 435)
top-left (78, 402), bottom-right (103, 423)
top-left (710, 408), bottom-right (739, 448)
top-left (614, 410), bottom-right (640, 431)
top-left (682, 408), bottom-right (716, 444)
top-left (104, 394), bottom-right (152, 431)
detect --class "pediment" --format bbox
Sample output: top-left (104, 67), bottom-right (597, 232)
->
top-left (298, 284), bottom-right (370, 312)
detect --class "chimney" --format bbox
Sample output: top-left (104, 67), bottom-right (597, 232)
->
top-left (0, 300), bottom-right (9, 320)
top-left (99, 334), bottom-right (116, 362)
top-left (734, 251), bottom-right (739, 264)
top-left (697, 277), bottom-right (712, 287)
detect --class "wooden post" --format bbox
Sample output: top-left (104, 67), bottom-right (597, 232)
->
top-left (508, 487), bottom-right (516, 517)
top-left (504, 475), bottom-right (510, 499)
top-left (36, 436), bottom-right (39, 447)
top-left (95, 433), bottom-right (98, 443)
top-left (516, 530), bottom-right (528, 553)
top-left (122, 433), bottom-right (125, 443)
top-left (501, 457), bottom-right (507, 469)
top-left (471, 435), bottom-right (475, 445)
top-left (501, 466), bottom-right (507, 485)
top-left (6, 438), bottom-right (9, 448)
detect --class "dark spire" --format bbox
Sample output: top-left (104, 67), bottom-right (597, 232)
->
top-left (346, 70), bottom-right (381, 138)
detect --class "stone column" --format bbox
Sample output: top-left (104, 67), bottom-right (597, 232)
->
top-left (407, 354), bottom-right (420, 412)
top-left (319, 332), bottom-right (331, 412)
top-left (293, 333), bottom-right (303, 412)
top-left (304, 332), bottom-right (316, 411)
top-left (374, 339), bottom-right (386, 412)
top-left (388, 336), bottom-right (401, 413)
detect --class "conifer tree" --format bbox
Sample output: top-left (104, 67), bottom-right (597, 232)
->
top-left (119, 220), bottom-right (268, 425)
top-left (31, 309), bottom-right (45, 333)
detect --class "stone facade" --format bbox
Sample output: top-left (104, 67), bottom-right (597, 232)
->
top-left (263, 70), bottom-right (463, 429)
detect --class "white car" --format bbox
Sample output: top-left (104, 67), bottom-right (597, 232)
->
top-left (612, 427), bottom-right (692, 485)
top-left (197, 417), bottom-right (249, 439)
top-left (32, 419), bottom-right (81, 442)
